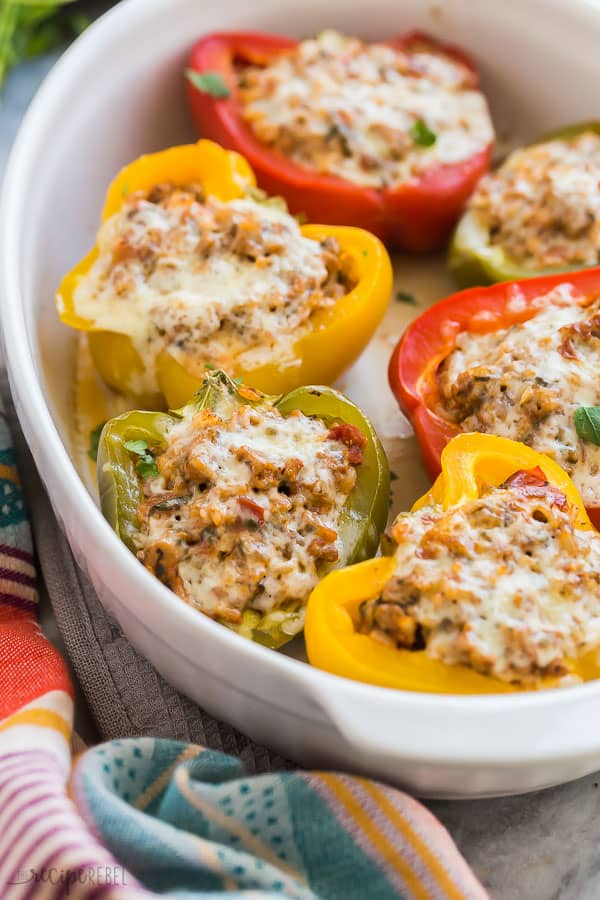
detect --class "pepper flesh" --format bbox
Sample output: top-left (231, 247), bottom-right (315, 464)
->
top-left (449, 121), bottom-right (600, 287)
top-left (57, 139), bottom-right (392, 408)
top-left (97, 370), bottom-right (390, 648)
top-left (186, 31), bottom-right (492, 251)
top-left (388, 266), bottom-right (600, 527)
top-left (305, 433), bottom-right (596, 694)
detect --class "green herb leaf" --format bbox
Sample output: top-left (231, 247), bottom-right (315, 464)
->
top-left (88, 422), bottom-right (107, 461)
top-left (410, 118), bottom-right (437, 148)
top-left (124, 439), bottom-right (149, 456)
top-left (185, 68), bottom-right (230, 98)
top-left (575, 407), bottom-right (600, 445)
top-left (395, 290), bottom-right (418, 306)
top-left (1, 1), bottom-right (90, 90)
top-left (135, 456), bottom-right (160, 479)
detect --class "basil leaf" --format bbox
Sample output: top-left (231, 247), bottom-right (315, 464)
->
top-left (88, 422), bottom-right (107, 461)
top-left (124, 439), bottom-right (149, 456)
top-left (410, 118), bottom-right (437, 148)
top-left (185, 69), bottom-right (230, 98)
top-left (575, 407), bottom-right (600, 445)
top-left (395, 290), bottom-right (417, 306)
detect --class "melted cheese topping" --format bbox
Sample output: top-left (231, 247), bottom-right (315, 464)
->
top-left (363, 485), bottom-right (600, 684)
top-left (469, 131), bottom-right (600, 268)
top-left (238, 30), bottom-right (494, 188)
top-left (137, 402), bottom-right (363, 628)
top-left (73, 185), bottom-right (351, 396)
top-left (438, 287), bottom-right (600, 506)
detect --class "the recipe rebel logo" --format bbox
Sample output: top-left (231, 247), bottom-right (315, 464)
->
top-left (8, 865), bottom-right (129, 893)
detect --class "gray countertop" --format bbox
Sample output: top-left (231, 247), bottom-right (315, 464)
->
top-left (3, 49), bottom-right (600, 900)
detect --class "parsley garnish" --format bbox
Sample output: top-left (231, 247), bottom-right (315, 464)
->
top-left (575, 407), bottom-right (600, 445)
top-left (88, 422), bottom-right (107, 461)
top-left (185, 69), bottom-right (230, 98)
top-left (410, 118), bottom-right (437, 148)
top-left (125, 439), bottom-right (159, 479)
top-left (395, 290), bottom-right (418, 306)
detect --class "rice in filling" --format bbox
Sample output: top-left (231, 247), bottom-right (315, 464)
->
top-left (72, 182), bottom-right (354, 396)
top-left (238, 30), bottom-right (493, 188)
top-left (438, 285), bottom-right (600, 507)
top-left (136, 401), bottom-right (365, 629)
top-left (360, 477), bottom-right (600, 685)
top-left (468, 132), bottom-right (600, 268)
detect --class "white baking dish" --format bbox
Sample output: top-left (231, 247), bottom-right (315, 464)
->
top-left (3, 0), bottom-right (600, 798)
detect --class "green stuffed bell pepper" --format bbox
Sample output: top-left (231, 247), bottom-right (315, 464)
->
top-left (449, 121), bottom-right (600, 287)
top-left (97, 369), bottom-right (389, 648)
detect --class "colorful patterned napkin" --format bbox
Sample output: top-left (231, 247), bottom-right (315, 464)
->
top-left (0, 402), bottom-right (488, 899)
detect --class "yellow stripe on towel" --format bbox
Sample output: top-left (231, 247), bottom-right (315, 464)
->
top-left (318, 773), bottom-right (431, 899)
top-left (0, 707), bottom-right (71, 742)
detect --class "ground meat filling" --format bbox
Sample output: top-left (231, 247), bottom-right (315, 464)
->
top-left (136, 404), bottom-right (364, 628)
top-left (360, 476), bottom-right (600, 685)
top-left (437, 286), bottom-right (600, 507)
top-left (238, 30), bottom-right (493, 188)
top-left (72, 182), bottom-right (355, 395)
top-left (469, 132), bottom-right (600, 268)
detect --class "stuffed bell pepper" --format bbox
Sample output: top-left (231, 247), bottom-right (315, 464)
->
top-left (449, 121), bottom-right (600, 286)
top-left (57, 139), bottom-right (392, 409)
top-left (186, 30), bottom-right (494, 250)
top-left (389, 268), bottom-right (600, 527)
top-left (97, 369), bottom-right (389, 648)
top-left (306, 432), bottom-right (600, 693)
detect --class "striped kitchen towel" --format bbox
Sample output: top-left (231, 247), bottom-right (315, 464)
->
top-left (0, 403), bottom-right (488, 898)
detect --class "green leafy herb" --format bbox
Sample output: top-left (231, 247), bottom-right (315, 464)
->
top-left (125, 439), bottom-right (159, 479)
top-left (0, 0), bottom-right (90, 90)
top-left (185, 68), bottom-right (230, 98)
top-left (575, 407), bottom-right (600, 445)
top-left (135, 456), bottom-right (160, 479)
top-left (395, 290), bottom-right (417, 306)
top-left (124, 439), bottom-right (149, 456)
top-left (88, 421), bottom-right (107, 461)
top-left (410, 118), bottom-right (437, 148)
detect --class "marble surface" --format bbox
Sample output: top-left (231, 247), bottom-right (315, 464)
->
top-left (3, 46), bottom-right (600, 900)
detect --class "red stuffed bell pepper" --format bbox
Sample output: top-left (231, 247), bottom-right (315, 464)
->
top-left (389, 268), bottom-right (600, 527)
top-left (186, 30), bottom-right (493, 250)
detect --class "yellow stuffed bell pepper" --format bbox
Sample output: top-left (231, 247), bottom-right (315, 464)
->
top-left (305, 433), bottom-right (600, 694)
top-left (56, 139), bottom-right (393, 409)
